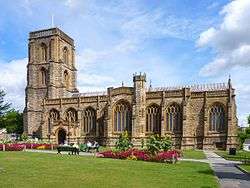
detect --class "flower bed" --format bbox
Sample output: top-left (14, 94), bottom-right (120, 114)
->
top-left (0, 144), bottom-right (25, 151)
top-left (23, 143), bottom-right (55, 150)
top-left (0, 143), bottom-right (57, 151)
top-left (97, 149), bottom-right (181, 163)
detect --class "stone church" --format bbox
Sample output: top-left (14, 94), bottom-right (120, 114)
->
top-left (23, 28), bottom-right (238, 150)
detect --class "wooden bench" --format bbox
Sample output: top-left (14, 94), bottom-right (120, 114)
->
top-left (57, 145), bottom-right (79, 155)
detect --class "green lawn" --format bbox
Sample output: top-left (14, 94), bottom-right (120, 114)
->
top-left (239, 164), bottom-right (250, 173)
top-left (215, 150), bottom-right (250, 161)
top-left (0, 152), bottom-right (218, 188)
top-left (182, 150), bottom-right (206, 159)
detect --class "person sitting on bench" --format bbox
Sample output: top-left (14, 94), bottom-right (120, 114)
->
top-left (87, 141), bottom-right (99, 152)
top-left (72, 143), bottom-right (80, 155)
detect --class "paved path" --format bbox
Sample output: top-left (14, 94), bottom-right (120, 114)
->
top-left (204, 150), bottom-right (250, 188)
top-left (25, 149), bottom-right (94, 156)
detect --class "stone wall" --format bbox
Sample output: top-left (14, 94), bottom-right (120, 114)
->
top-left (24, 28), bottom-right (238, 150)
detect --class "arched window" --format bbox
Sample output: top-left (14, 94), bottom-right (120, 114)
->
top-left (40, 43), bottom-right (47, 61)
top-left (146, 104), bottom-right (161, 133)
top-left (63, 47), bottom-right (69, 65)
top-left (166, 103), bottom-right (182, 132)
top-left (83, 107), bottom-right (96, 134)
top-left (65, 108), bottom-right (77, 123)
top-left (114, 101), bottom-right (132, 132)
top-left (49, 109), bottom-right (60, 122)
top-left (49, 39), bottom-right (53, 60)
top-left (64, 70), bottom-right (69, 89)
top-left (209, 104), bottom-right (225, 132)
top-left (40, 68), bottom-right (47, 86)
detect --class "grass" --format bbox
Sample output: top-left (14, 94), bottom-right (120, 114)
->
top-left (215, 150), bottom-right (250, 161)
top-left (0, 152), bottom-right (218, 188)
top-left (239, 164), bottom-right (250, 173)
top-left (182, 150), bottom-right (206, 159)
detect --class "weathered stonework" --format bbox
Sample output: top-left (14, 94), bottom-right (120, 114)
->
top-left (23, 28), bottom-right (238, 150)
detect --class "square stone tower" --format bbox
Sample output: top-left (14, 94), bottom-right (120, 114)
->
top-left (23, 28), bottom-right (78, 137)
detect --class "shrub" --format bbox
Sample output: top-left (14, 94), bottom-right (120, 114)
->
top-left (21, 133), bottom-right (28, 141)
top-left (146, 134), bottom-right (172, 155)
top-left (115, 131), bottom-right (133, 151)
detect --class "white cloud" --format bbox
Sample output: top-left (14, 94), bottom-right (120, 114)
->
top-left (197, 0), bottom-right (250, 126)
top-left (197, 0), bottom-right (250, 76)
top-left (0, 58), bottom-right (27, 110)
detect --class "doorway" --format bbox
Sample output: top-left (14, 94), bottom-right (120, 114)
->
top-left (58, 129), bottom-right (66, 144)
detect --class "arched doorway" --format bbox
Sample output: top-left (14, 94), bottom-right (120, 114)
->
top-left (57, 129), bottom-right (66, 144)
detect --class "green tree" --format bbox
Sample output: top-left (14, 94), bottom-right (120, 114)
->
top-left (238, 115), bottom-right (250, 148)
top-left (0, 110), bottom-right (23, 134)
top-left (0, 90), bottom-right (11, 116)
top-left (248, 114), bottom-right (250, 126)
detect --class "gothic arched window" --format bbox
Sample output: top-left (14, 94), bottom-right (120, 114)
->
top-left (49, 39), bottom-right (53, 60)
top-left (40, 43), bottom-right (47, 61)
top-left (166, 103), bottom-right (182, 132)
top-left (64, 70), bottom-right (69, 89)
top-left (146, 104), bottom-right (161, 133)
top-left (114, 101), bottom-right (132, 132)
top-left (63, 47), bottom-right (69, 65)
top-left (40, 67), bottom-right (47, 86)
top-left (209, 104), bottom-right (225, 132)
top-left (83, 107), bottom-right (96, 134)
top-left (65, 108), bottom-right (77, 123)
top-left (49, 109), bottom-right (60, 122)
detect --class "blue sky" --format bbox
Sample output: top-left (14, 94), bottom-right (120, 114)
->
top-left (0, 0), bottom-right (250, 126)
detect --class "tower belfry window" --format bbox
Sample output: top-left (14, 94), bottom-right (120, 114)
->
top-left (40, 43), bottom-right (47, 61)
top-left (40, 68), bottom-right (47, 86)
top-left (63, 47), bottom-right (69, 65)
top-left (64, 70), bottom-right (69, 89)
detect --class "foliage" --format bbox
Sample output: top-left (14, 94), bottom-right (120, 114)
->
top-left (152, 150), bottom-right (180, 163)
top-left (248, 114), bottom-right (250, 126)
top-left (21, 133), bottom-right (28, 141)
top-left (216, 150), bottom-right (250, 161)
top-left (0, 89), bottom-right (11, 116)
top-left (0, 137), bottom-right (12, 144)
top-left (115, 131), bottom-right (133, 151)
top-left (146, 134), bottom-right (172, 155)
top-left (0, 143), bottom-right (56, 151)
top-left (0, 109), bottom-right (23, 134)
top-left (238, 126), bottom-right (250, 149)
top-left (141, 138), bottom-right (144, 149)
top-left (98, 148), bottom-right (180, 163)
